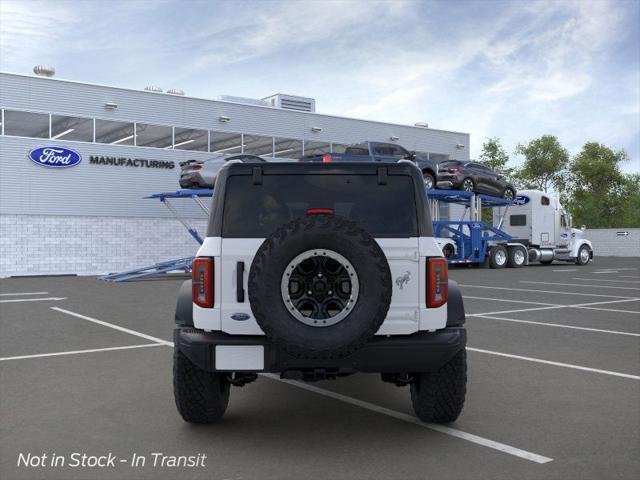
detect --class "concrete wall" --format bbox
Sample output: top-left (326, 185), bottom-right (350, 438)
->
top-left (586, 228), bottom-right (640, 257)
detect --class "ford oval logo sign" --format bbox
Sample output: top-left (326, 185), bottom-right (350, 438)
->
top-left (231, 313), bottom-right (251, 321)
top-left (514, 195), bottom-right (530, 206)
top-left (28, 146), bottom-right (82, 168)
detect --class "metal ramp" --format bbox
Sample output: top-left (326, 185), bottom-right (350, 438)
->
top-left (100, 189), bottom-right (213, 282)
top-left (428, 189), bottom-right (514, 265)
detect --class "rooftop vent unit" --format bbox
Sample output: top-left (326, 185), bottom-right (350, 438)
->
top-left (144, 85), bottom-right (163, 93)
top-left (33, 65), bottom-right (55, 77)
top-left (216, 95), bottom-right (270, 107)
top-left (262, 94), bottom-right (316, 113)
top-left (167, 88), bottom-right (185, 96)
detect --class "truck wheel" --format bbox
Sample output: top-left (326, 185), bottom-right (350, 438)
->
top-left (489, 245), bottom-right (507, 269)
top-left (576, 245), bottom-right (591, 265)
top-left (411, 348), bottom-right (467, 423)
top-left (507, 246), bottom-right (526, 268)
top-left (423, 171), bottom-right (435, 190)
top-left (173, 349), bottom-right (230, 423)
top-left (442, 244), bottom-right (455, 259)
top-left (249, 214), bottom-right (392, 359)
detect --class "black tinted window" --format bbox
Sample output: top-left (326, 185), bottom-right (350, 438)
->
top-left (510, 215), bottom-right (527, 226)
top-left (222, 174), bottom-right (418, 237)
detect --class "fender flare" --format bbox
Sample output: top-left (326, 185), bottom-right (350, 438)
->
top-left (447, 279), bottom-right (465, 326)
top-left (175, 280), bottom-right (194, 326)
top-left (571, 239), bottom-right (593, 258)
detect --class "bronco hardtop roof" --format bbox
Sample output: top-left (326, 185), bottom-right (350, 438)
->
top-left (208, 161), bottom-right (432, 238)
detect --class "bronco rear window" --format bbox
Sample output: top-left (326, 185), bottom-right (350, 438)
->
top-left (221, 174), bottom-right (418, 237)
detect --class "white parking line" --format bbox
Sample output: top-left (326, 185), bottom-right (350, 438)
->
top-left (0, 343), bottom-right (164, 361)
top-left (552, 269), bottom-right (578, 272)
top-left (0, 297), bottom-right (67, 303)
top-left (263, 374), bottom-right (553, 464)
top-left (468, 298), bottom-right (640, 317)
top-left (0, 292), bottom-right (49, 296)
top-left (463, 296), bottom-right (558, 306)
top-left (467, 348), bottom-right (640, 380)
top-left (51, 307), bottom-right (174, 346)
top-left (521, 281), bottom-right (640, 291)
top-left (458, 284), bottom-right (637, 299)
top-left (573, 278), bottom-right (640, 284)
top-left (469, 314), bottom-right (640, 337)
top-left (620, 275), bottom-right (640, 279)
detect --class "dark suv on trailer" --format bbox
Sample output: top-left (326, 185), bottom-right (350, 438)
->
top-left (438, 160), bottom-right (516, 199)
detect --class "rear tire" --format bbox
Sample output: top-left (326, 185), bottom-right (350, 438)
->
top-left (503, 187), bottom-right (515, 201)
top-left (461, 178), bottom-right (475, 193)
top-left (411, 348), bottom-right (467, 423)
top-left (489, 245), bottom-right (508, 269)
top-left (423, 171), bottom-right (435, 190)
top-left (173, 349), bottom-right (230, 424)
top-left (507, 246), bottom-right (526, 268)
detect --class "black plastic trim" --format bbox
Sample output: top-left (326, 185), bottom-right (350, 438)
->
top-left (175, 327), bottom-right (466, 374)
top-left (446, 279), bottom-right (466, 327)
top-left (174, 280), bottom-right (194, 327)
top-left (236, 261), bottom-right (245, 302)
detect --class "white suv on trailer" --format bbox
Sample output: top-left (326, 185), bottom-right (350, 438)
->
top-left (173, 162), bottom-right (467, 423)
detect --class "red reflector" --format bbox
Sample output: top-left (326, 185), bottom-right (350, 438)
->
top-left (192, 257), bottom-right (214, 308)
top-left (426, 258), bottom-right (448, 308)
top-left (306, 208), bottom-right (334, 215)
top-left (322, 154), bottom-right (332, 163)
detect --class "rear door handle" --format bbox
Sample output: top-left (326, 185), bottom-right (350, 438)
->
top-left (236, 261), bottom-right (245, 302)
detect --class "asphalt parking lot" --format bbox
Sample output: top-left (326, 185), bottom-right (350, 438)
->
top-left (1, 257), bottom-right (639, 480)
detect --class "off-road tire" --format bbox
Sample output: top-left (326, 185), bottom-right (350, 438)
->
top-left (173, 349), bottom-right (230, 424)
top-left (249, 214), bottom-right (392, 359)
top-left (411, 348), bottom-right (467, 423)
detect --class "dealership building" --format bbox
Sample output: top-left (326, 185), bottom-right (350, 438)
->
top-left (0, 69), bottom-right (470, 277)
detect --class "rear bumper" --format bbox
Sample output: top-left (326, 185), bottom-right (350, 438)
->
top-left (175, 327), bottom-right (466, 374)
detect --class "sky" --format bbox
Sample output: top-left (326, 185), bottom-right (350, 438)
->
top-left (1, 0), bottom-right (639, 172)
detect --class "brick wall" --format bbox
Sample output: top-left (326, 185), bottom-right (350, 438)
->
top-left (0, 214), bottom-right (207, 277)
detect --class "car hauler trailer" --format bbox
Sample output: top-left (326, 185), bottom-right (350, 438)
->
top-left (430, 189), bottom-right (593, 268)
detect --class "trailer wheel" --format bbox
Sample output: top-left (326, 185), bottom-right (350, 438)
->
top-left (489, 245), bottom-right (507, 269)
top-left (507, 246), bottom-right (526, 268)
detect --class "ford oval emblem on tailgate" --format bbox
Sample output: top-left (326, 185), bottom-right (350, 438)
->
top-left (231, 313), bottom-right (250, 321)
top-left (28, 146), bottom-right (82, 168)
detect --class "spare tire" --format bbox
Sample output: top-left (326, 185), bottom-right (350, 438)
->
top-left (248, 214), bottom-right (392, 359)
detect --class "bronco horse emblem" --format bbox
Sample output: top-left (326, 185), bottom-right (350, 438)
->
top-left (395, 271), bottom-right (411, 290)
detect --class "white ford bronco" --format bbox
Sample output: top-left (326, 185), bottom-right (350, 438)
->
top-left (174, 162), bottom-right (467, 423)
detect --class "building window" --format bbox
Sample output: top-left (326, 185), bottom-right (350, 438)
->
top-left (173, 127), bottom-right (208, 151)
top-left (210, 131), bottom-right (243, 154)
top-left (51, 114), bottom-right (93, 142)
top-left (135, 123), bottom-right (173, 149)
top-left (244, 134), bottom-right (274, 156)
top-left (273, 137), bottom-right (303, 159)
top-left (303, 140), bottom-right (330, 157)
top-left (95, 119), bottom-right (135, 145)
top-left (3, 110), bottom-right (49, 138)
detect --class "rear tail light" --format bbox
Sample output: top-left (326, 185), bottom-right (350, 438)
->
top-left (322, 154), bottom-right (332, 163)
top-left (448, 167), bottom-right (460, 173)
top-left (306, 208), bottom-right (334, 215)
top-left (426, 258), bottom-right (448, 308)
top-left (192, 257), bottom-right (214, 308)
top-left (191, 165), bottom-right (202, 171)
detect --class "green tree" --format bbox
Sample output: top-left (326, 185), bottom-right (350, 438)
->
top-left (479, 137), bottom-right (513, 176)
top-left (566, 142), bottom-right (635, 228)
top-left (515, 135), bottom-right (569, 193)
